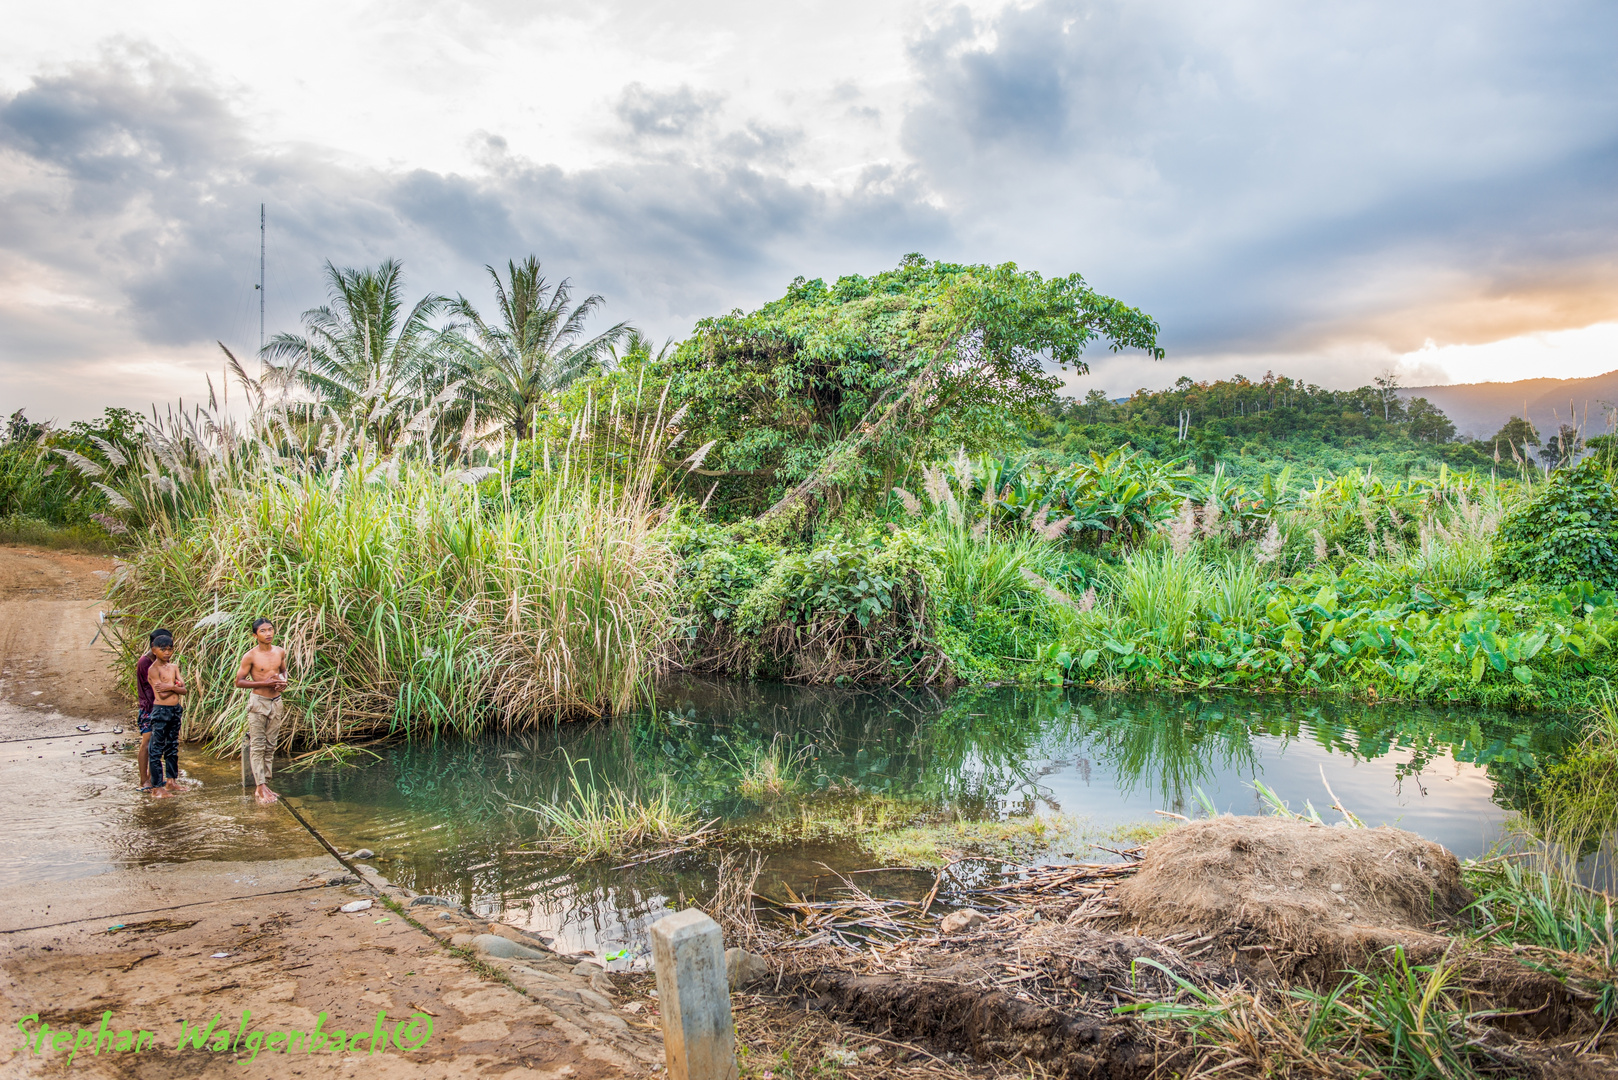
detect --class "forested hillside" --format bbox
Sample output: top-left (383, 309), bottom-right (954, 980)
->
top-left (1020, 373), bottom-right (1514, 478)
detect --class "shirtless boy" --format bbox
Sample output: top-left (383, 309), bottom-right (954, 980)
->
top-left (235, 617), bottom-right (289, 805)
top-left (146, 633), bottom-right (189, 795)
top-left (134, 626), bottom-right (170, 789)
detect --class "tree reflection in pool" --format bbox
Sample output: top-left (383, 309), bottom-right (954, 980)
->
top-left (284, 677), bottom-right (1576, 967)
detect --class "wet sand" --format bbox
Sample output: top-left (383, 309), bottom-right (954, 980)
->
top-left (0, 544), bottom-right (657, 1078)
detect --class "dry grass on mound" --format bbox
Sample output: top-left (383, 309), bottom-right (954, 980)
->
top-left (1111, 816), bottom-right (1472, 981)
top-left (744, 818), bottom-right (1614, 1079)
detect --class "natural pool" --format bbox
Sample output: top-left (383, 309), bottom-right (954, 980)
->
top-left (270, 678), bottom-right (1571, 965)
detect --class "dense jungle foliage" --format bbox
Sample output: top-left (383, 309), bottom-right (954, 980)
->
top-left (2, 252), bottom-right (1616, 732)
top-left (1019, 372), bottom-right (1509, 479)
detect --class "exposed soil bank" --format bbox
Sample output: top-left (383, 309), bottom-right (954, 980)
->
top-left (0, 544), bottom-right (125, 728)
top-left (770, 820), bottom-right (1617, 1078)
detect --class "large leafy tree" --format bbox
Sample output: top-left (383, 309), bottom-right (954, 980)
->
top-left (662, 254), bottom-right (1163, 517)
top-left (263, 259), bottom-right (451, 455)
top-left (448, 257), bottom-right (631, 441)
top-left (1491, 416), bottom-right (1541, 464)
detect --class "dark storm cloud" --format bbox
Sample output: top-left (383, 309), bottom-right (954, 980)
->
top-left (902, 0), bottom-right (1618, 357)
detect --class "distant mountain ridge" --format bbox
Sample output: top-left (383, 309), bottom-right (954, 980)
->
top-left (1398, 370), bottom-right (1618, 442)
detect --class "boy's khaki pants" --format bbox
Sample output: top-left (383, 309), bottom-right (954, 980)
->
top-left (242, 695), bottom-right (285, 788)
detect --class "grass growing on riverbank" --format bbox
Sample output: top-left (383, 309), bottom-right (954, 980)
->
top-left (109, 392), bottom-right (679, 743)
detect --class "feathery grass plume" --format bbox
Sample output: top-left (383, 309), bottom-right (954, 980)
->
top-left (1381, 526), bottom-right (1404, 560)
top-left (89, 512), bottom-right (129, 535)
top-left (1034, 511), bottom-right (1073, 541)
top-left (1076, 586), bottom-right (1096, 612)
top-left (892, 486), bottom-right (922, 517)
top-left (1358, 498), bottom-right (1379, 539)
top-left (1168, 500), bottom-right (1196, 557)
top-left (684, 439), bottom-right (717, 472)
top-left (1198, 497), bottom-right (1222, 538)
top-left (1253, 522), bottom-right (1283, 564)
top-left (952, 445), bottom-right (974, 492)
top-left (921, 464), bottom-right (949, 508)
top-left (970, 516), bottom-right (990, 541)
top-left (1311, 529), bottom-right (1328, 564)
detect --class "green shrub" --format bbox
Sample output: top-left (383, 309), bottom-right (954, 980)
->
top-left (1494, 460), bottom-right (1618, 589)
top-left (667, 524), bottom-right (941, 682)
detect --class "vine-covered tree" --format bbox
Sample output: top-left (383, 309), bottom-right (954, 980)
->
top-left (662, 254), bottom-right (1163, 516)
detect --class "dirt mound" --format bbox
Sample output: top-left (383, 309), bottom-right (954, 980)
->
top-left (1112, 816), bottom-right (1471, 980)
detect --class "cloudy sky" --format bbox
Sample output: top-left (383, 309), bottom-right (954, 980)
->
top-left (3, 0), bottom-right (1616, 422)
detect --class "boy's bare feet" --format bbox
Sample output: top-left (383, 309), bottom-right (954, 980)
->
top-left (255, 784), bottom-right (279, 805)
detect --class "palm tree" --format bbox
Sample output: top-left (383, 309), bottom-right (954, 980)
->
top-left (606, 330), bottom-right (678, 369)
top-left (263, 259), bottom-right (452, 455)
top-left (449, 257), bottom-right (632, 440)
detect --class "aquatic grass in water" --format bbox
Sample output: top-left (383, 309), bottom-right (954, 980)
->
top-left (731, 735), bottom-right (810, 801)
top-left (863, 814), bottom-right (1081, 869)
top-left (284, 743), bottom-right (383, 773)
top-left (514, 758), bottom-right (702, 861)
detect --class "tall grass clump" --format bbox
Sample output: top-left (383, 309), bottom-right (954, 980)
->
top-left (730, 734), bottom-right (809, 800)
top-left (1461, 686), bottom-right (1618, 1018)
top-left (109, 388), bottom-right (680, 746)
top-left (1114, 547), bottom-right (1213, 646)
top-left (513, 758), bottom-right (701, 861)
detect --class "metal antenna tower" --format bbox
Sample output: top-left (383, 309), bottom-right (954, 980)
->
top-left (257, 203), bottom-right (265, 353)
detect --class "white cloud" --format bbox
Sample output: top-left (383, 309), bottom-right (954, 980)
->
top-left (1, 0), bottom-right (1616, 422)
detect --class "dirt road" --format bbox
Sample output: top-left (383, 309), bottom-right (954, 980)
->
top-left (0, 545), bottom-right (125, 731)
top-left (0, 545), bottom-right (659, 1078)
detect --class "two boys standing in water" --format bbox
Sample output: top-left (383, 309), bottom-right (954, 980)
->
top-left (132, 618), bottom-right (289, 805)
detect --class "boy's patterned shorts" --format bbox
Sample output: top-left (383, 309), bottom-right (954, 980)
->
top-left (138, 710), bottom-right (152, 734)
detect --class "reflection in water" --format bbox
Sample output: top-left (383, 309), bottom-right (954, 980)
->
top-left (275, 680), bottom-right (1575, 965)
top-left (3, 683), bottom-right (1575, 964)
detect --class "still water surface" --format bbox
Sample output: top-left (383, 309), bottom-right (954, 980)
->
top-left (7, 681), bottom-right (1570, 965)
top-left (280, 680), bottom-right (1568, 963)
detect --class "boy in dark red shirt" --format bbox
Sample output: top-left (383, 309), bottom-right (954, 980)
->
top-left (134, 627), bottom-right (169, 789)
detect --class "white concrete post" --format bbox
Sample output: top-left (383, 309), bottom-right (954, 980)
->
top-left (650, 909), bottom-right (737, 1080)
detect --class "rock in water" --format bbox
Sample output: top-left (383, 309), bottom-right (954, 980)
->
top-left (473, 934), bottom-right (546, 960)
top-left (725, 947), bottom-right (771, 988)
top-left (348, 848), bottom-right (375, 860)
top-left (939, 909), bottom-right (989, 934)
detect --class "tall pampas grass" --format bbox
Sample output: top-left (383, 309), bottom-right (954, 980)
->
top-left (109, 385), bottom-right (680, 747)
